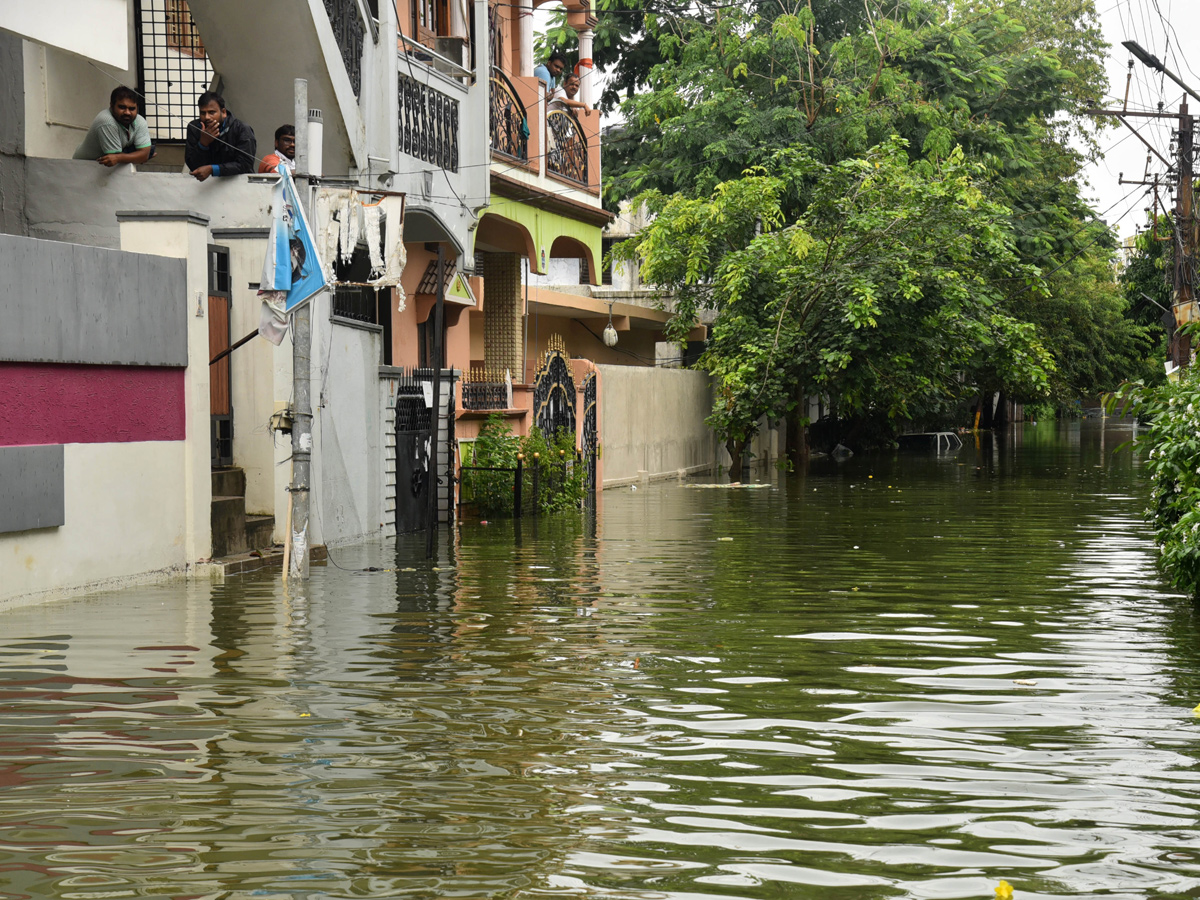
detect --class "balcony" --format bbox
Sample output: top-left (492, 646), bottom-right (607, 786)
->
top-left (546, 109), bottom-right (588, 186)
top-left (488, 66), bottom-right (601, 198)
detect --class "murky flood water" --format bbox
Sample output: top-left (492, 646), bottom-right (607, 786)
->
top-left (3, 421), bottom-right (1200, 900)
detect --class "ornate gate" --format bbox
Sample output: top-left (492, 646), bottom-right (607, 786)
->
top-left (582, 370), bottom-right (598, 497)
top-left (532, 334), bottom-right (576, 438)
top-left (394, 374), bottom-right (432, 535)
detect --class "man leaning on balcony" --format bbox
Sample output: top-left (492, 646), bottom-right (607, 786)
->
top-left (73, 86), bottom-right (154, 167)
top-left (185, 91), bottom-right (257, 182)
top-left (534, 51), bottom-right (567, 92)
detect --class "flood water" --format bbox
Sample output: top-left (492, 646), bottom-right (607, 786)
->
top-left (3, 421), bottom-right (1200, 900)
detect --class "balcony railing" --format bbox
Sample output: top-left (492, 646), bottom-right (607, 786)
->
top-left (324, 0), bottom-right (365, 96)
top-left (462, 367), bottom-right (512, 410)
top-left (398, 72), bottom-right (460, 172)
top-left (490, 67), bottom-right (528, 161)
top-left (546, 108), bottom-right (588, 186)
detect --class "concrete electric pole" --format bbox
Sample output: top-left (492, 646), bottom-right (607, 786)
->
top-left (289, 78), bottom-right (313, 581)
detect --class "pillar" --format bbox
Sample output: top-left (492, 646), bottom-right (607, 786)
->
top-left (518, 0), bottom-right (534, 77)
top-left (576, 28), bottom-right (595, 108)
top-left (116, 210), bottom-right (213, 565)
top-left (481, 252), bottom-right (523, 378)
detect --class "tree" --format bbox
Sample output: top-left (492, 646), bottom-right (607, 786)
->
top-left (621, 139), bottom-right (1054, 472)
top-left (606, 0), bottom-right (1149, 456)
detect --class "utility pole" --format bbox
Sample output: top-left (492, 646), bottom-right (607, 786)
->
top-left (289, 78), bottom-right (313, 580)
top-left (1086, 100), bottom-right (1197, 370)
top-left (1175, 100), bottom-right (1195, 369)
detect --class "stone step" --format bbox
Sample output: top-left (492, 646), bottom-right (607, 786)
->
top-left (196, 544), bottom-right (328, 580)
top-left (211, 467), bottom-right (245, 499)
top-left (245, 514), bottom-right (275, 551)
top-left (211, 495), bottom-right (247, 559)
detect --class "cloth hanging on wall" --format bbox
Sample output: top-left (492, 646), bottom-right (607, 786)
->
top-left (363, 204), bottom-right (384, 276)
top-left (370, 194), bottom-right (407, 313)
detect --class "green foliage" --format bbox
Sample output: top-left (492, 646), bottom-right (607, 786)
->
top-left (606, 0), bottom-right (1149, 449)
top-left (520, 426), bottom-right (589, 514)
top-left (620, 137), bottom-right (1055, 450)
top-left (463, 416), bottom-right (586, 517)
top-left (463, 414), bottom-right (522, 516)
top-left (1109, 361), bottom-right (1200, 597)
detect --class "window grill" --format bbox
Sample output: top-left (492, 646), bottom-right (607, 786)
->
top-left (135, 0), bottom-right (214, 142)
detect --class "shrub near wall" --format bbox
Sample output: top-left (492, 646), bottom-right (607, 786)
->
top-left (462, 415), bottom-right (586, 517)
top-left (1112, 368), bottom-right (1200, 596)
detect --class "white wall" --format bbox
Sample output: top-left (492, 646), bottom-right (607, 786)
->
top-left (0, 0), bottom-right (129, 69)
top-left (0, 441), bottom-right (188, 611)
top-left (310, 292), bottom-right (387, 546)
top-left (597, 365), bottom-right (718, 486)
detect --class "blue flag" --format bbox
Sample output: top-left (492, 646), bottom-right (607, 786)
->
top-left (260, 165), bottom-right (327, 312)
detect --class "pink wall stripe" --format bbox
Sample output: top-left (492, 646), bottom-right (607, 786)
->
top-left (0, 363), bottom-right (186, 446)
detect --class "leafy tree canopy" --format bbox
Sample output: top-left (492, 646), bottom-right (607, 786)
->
top-left (602, 0), bottom-right (1148, 455)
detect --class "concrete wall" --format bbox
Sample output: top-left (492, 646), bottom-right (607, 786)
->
top-left (0, 442), bottom-right (189, 610)
top-left (596, 365), bottom-right (718, 487)
top-left (311, 291), bottom-right (387, 546)
top-left (0, 31), bottom-right (25, 236)
top-left (0, 232), bottom-right (187, 365)
top-left (0, 0), bottom-right (129, 69)
top-left (23, 159), bottom-right (275, 248)
top-left (0, 214), bottom-right (212, 610)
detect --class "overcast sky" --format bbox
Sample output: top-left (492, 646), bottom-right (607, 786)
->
top-left (1085, 0), bottom-right (1200, 239)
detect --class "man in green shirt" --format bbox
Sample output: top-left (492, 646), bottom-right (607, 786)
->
top-left (73, 86), bottom-right (154, 167)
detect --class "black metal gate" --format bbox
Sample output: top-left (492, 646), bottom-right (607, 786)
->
top-left (582, 370), bottom-right (598, 498)
top-left (532, 334), bottom-right (577, 438)
top-left (395, 377), bottom-right (432, 535)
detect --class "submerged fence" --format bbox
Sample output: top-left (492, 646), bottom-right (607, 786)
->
top-left (458, 452), bottom-right (580, 518)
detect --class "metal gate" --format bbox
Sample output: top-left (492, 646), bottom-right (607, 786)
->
top-left (582, 370), bottom-right (597, 497)
top-left (532, 334), bottom-right (576, 438)
top-left (394, 376), bottom-right (432, 535)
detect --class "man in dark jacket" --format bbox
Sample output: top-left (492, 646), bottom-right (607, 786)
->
top-left (185, 91), bottom-right (257, 181)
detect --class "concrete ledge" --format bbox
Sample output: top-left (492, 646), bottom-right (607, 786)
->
top-left (603, 462), bottom-right (713, 490)
top-left (196, 544), bottom-right (328, 581)
top-left (0, 564), bottom-right (188, 614)
top-left (115, 209), bottom-right (211, 225)
top-left (211, 227), bottom-right (270, 239)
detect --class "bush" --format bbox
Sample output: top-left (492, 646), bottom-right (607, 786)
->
top-left (1109, 367), bottom-right (1200, 596)
top-left (462, 415), bottom-right (586, 517)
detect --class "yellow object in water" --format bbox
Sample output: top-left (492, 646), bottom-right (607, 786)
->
top-left (994, 880), bottom-right (1014, 899)
top-left (1194, 703), bottom-right (1200, 714)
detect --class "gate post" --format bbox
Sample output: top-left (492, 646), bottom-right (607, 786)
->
top-left (532, 452), bottom-right (540, 516)
top-left (515, 453), bottom-right (523, 518)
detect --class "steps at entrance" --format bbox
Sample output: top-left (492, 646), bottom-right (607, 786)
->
top-left (211, 467), bottom-right (275, 560)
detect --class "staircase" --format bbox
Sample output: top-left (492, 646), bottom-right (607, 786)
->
top-left (211, 467), bottom-right (275, 559)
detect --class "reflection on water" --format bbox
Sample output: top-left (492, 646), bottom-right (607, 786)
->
top-left (2, 421), bottom-right (1200, 899)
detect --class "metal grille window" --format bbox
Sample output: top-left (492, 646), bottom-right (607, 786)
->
top-left (135, 0), bottom-right (213, 142)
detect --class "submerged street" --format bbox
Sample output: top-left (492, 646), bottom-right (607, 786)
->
top-left (2, 420), bottom-right (1200, 899)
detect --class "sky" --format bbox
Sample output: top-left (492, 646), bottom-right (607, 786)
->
top-left (1085, 0), bottom-right (1200, 239)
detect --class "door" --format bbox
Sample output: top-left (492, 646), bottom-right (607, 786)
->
top-left (208, 245), bottom-right (233, 468)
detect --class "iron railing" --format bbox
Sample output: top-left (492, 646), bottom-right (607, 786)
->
top-left (462, 367), bottom-right (510, 410)
top-left (546, 108), bottom-right (588, 185)
top-left (490, 67), bottom-right (528, 161)
top-left (134, 0), bottom-right (213, 142)
top-left (332, 285), bottom-right (378, 323)
top-left (324, 0), bottom-right (365, 96)
top-left (459, 454), bottom-right (579, 518)
top-left (398, 72), bottom-right (461, 171)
